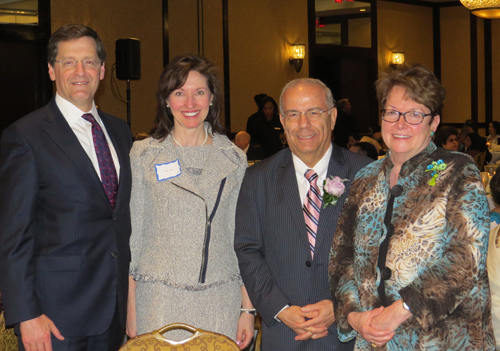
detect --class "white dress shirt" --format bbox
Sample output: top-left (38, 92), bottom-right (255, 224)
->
top-left (292, 144), bottom-right (333, 205)
top-left (55, 93), bottom-right (120, 182)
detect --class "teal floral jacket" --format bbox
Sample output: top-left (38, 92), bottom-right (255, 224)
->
top-left (329, 143), bottom-right (495, 350)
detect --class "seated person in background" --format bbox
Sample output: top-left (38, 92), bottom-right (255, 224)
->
top-left (434, 126), bottom-right (459, 151)
top-left (465, 132), bottom-right (489, 158)
top-left (359, 135), bottom-right (382, 155)
top-left (458, 125), bottom-right (474, 151)
top-left (349, 142), bottom-right (378, 161)
top-left (465, 118), bottom-right (478, 133)
top-left (234, 131), bottom-right (265, 161)
top-left (486, 167), bottom-right (500, 350)
top-left (346, 132), bottom-right (360, 149)
top-left (488, 121), bottom-right (500, 148)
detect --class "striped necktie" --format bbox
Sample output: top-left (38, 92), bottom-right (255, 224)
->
top-left (304, 169), bottom-right (322, 258)
top-left (81, 113), bottom-right (118, 209)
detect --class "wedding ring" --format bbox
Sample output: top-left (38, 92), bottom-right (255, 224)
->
top-left (372, 343), bottom-right (377, 348)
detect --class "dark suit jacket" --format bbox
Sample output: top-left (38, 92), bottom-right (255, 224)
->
top-left (0, 98), bottom-right (132, 337)
top-left (246, 142), bottom-right (265, 161)
top-left (235, 144), bottom-right (370, 350)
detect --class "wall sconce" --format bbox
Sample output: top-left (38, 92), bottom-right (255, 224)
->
top-left (389, 52), bottom-right (405, 70)
top-left (289, 44), bottom-right (306, 73)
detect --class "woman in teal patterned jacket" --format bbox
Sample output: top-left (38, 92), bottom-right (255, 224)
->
top-left (329, 65), bottom-right (495, 350)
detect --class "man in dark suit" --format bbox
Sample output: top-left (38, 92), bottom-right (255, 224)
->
top-left (0, 24), bottom-right (132, 351)
top-left (235, 79), bottom-right (370, 350)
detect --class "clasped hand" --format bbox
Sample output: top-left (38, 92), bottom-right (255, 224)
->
top-left (348, 299), bottom-right (411, 347)
top-left (278, 299), bottom-right (335, 341)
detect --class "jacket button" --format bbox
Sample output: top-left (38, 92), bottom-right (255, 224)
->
top-left (306, 261), bottom-right (311, 267)
top-left (381, 267), bottom-right (391, 280)
top-left (111, 252), bottom-right (117, 258)
top-left (113, 217), bottom-right (117, 222)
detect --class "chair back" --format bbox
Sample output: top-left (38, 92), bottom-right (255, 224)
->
top-left (119, 323), bottom-right (239, 351)
top-left (475, 151), bottom-right (487, 171)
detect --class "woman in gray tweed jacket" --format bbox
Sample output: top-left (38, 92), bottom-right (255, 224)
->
top-left (126, 55), bottom-right (254, 349)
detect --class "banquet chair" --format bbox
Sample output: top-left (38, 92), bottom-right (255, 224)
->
top-left (254, 313), bottom-right (262, 351)
top-left (475, 151), bottom-right (487, 172)
top-left (119, 323), bottom-right (239, 351)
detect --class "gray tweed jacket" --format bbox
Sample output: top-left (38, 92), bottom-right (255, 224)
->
top-left (129, 132), bottom-right (247, 290)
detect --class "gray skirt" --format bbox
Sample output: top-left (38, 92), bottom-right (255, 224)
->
top-left (135, 279), bottom-right (241, 342)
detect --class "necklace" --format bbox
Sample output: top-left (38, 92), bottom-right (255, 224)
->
top-left (172, 127), bottom-right (208, 147)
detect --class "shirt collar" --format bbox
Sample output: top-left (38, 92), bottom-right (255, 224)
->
top-left (292, 144), bottom-right (333, 181)
top-left (55, 93), bottom-right (101, 128)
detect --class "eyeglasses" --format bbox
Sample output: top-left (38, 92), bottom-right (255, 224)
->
top-left (282, 107), bottom-right (333, 121)
top-left (54, 59), bottom-right (102, 69)
top-left (380, 109), bottom-right (432, 125)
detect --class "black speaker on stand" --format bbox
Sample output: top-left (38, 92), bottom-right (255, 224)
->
top-left (115, 38), bottom-right (141, 129)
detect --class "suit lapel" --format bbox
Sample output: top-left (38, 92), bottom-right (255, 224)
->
top-left (316, 144), bottom-right (348, 249)
top-left (43, 99), bottom-right (109, 205)
top-left (278, 150), bottom-right (311, 252)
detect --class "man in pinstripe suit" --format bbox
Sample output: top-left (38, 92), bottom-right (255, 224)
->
top-left (235, 78), bottom-right (370, 350)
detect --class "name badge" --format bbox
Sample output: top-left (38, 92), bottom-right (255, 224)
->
top-left (155, 159), bottom-right (181, 181)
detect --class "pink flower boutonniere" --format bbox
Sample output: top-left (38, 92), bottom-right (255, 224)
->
top-left (322, 176), bottom-right (349, 209)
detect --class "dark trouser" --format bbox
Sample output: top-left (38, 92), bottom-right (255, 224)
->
top-left (16, 306), bottom-right (125, 351)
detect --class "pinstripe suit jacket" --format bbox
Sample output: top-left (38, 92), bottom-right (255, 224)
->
top-left (235, 144), bottom-right (370, 350)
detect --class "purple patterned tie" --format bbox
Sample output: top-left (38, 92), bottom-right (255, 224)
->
top-left (304, 169), bottom-right (322, 259)
top-left (81, 113), bottom-right (118, 209)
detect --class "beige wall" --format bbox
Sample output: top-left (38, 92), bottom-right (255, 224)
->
top-left (493, 20), bottom-right (500, 122)
top-left (440, 6), bottom-right (471, 124)
top-left (169, 1), bottom-right (199, 58)
top-left (228, 0), bottom-right (309, 133)
top-left (377, 2), bottom-right (498, 128)
top-left (377, 1), bottom-right (433, 74)
top-left (168, 0), bottom-right (309, 134)
top-left (168, 0), bottom-right (227, 126)
top-left (348, 17), bottom-right (371, 48)
top-left (51, 0), bottom-right (163, 136)
top-left (50, 1), bottom-right (499, 136)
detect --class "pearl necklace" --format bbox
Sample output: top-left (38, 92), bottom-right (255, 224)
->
top-left (172, 127), bottom-right (208, 147)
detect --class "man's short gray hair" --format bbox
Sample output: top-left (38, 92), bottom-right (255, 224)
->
top-left (279, 78), bottom-right (335, 115)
